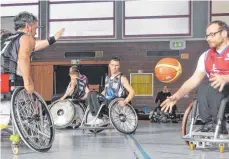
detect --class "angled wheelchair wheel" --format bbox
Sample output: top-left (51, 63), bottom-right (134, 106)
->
top-left (109, 98), bottom-right (138, 134)
top-left (49, 99), bottom-right (76, 129)
top-left (181, 102), bottom-right (193, 144)
top-left (71, 102), bottom-right (85, 128)
top-left (182, 102), bottom-right (193, 135)
top-left (11, 87), bottom-right (55, 152)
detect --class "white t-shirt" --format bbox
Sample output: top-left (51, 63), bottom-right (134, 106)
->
top-left (195, 48), bottom-right (224, 76)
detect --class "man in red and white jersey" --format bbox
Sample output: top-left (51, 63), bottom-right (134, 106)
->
top-left (161, 20), bottom-right (229, 134)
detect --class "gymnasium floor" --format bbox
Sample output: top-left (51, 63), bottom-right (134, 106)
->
top-left (1, 121), bottom-right (229, 159)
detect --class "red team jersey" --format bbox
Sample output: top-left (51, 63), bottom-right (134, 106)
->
top-left (205, 46), bottom-right (229, 78)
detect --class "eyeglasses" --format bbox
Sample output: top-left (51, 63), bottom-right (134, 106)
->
top-left (205, 30), bottom-right (223, 39)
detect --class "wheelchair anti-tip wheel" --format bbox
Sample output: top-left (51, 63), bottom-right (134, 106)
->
top-left (109, 98), bottom-right (138, 134)
top-left (10, 87), bottom-right (55, 152)
top-left (11, 142), bottom-right (19, 154)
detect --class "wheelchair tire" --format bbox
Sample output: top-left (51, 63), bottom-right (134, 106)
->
top-left (181, 102), bottom-right (193, 145)
top-left (11, 87), bottom-right (55, 152)
top-left (109, 98), bottom-right (138, 134)
top-left (49, 99), bottom-right (76, 129)
top-left (71, 102), bottom-right (85, 129)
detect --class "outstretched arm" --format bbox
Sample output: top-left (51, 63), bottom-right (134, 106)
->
top-left (34, 28), bottom-right (65, 51)
top-left (172, 71), bottom-right (206, 100)
top-left (160, 71), bottom-right (205, 112)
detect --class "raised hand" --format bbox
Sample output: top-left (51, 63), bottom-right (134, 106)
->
top-left (54, 28), bottom-right (65, 40)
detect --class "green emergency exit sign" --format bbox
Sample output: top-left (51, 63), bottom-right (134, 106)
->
top-left (174, 42), bottom-right (183, 47)
top-left (170, 40), bottom-right (186, 50)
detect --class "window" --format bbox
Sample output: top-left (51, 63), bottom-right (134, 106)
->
top-left (1, 0), bottom-right (39, 17)
top-left (48, 1), bottom-right (115, 39)
top-left (1, 0), bottom-right (40, 38)
top-left (210, 1), bottom-right (229, 26)
top-left (1, 17), bottom-right (15, 33)
top-left (130, 73), bottom-right (153, 96)
top-left (123, 1), bottom-right (191, 38)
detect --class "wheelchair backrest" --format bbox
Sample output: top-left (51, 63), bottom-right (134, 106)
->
top-left (0, 73), bottom-right (10, 93)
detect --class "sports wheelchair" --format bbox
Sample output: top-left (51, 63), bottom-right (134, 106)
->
top-left (49, 98), bottom-right (86, 129)
top-left (181, 97), bottom-right (229, 153)
top-left (79, 93), bottom-right (138, 135)
top-left (0, 74), bottom-right (55, 154)
top-left (149, 105), bottom-right (181, 123)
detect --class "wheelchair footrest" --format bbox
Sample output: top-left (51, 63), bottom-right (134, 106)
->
top-left (183, 134), bottom-right (229, 143)
top-left (192, 132), bottom-right (217, 137)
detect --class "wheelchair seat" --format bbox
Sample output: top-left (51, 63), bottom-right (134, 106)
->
top-left (1, 74), bottom-right (11, 93)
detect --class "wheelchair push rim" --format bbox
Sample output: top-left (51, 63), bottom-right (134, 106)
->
top-left (11, 87), bottom-right (55, 152)
top-left (109, 98), bottom-right (138, 134)
top-left (181, 102), bottom-right (193, 139)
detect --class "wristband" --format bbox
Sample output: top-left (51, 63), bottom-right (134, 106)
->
top-left (48, 36), bottom-right (56, 45)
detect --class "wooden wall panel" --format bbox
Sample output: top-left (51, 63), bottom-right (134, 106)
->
top-left (31, 64), bottom-right (53, 101)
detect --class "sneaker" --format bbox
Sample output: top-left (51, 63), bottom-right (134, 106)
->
top-left (87, 118), bottom-right (104, 125)
top-left (194, 120), bottom-right (205, 125)
top-left (95, 118), bottom-right (105, 125)
top-left (102, 116), bottom-right (110, 125)
top-left (200, 122), bottom-right (214, 132)
top-left (85, 118), bottom-right (95, 125)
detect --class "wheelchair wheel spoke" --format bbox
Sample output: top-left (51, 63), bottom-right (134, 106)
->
top-left (112, 117), bottom-right (121, 123)
top-left (124, 111), bottom-right (134, 117)
top-left (126, 120), bottom-right (135, 129)
top-left (126, 118), bottom-right (136, 121)
top-left (113, 107), bottom-right (121, 115)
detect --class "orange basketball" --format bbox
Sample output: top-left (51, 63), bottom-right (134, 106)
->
top-left (154, 58), bottom-right (182, 83)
